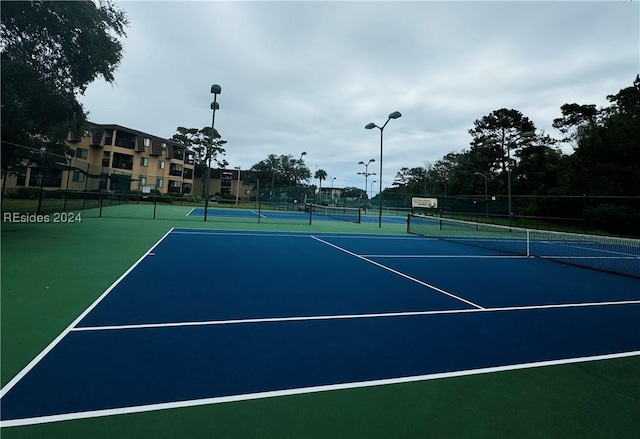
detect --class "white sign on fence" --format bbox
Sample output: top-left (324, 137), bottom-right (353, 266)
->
top-left (412, 197), bottom-right (438, 209)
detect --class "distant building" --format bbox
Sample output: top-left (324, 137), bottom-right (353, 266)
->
top-left (2, 122), bottom-right (195, 195)
top-left (192, 168), bottom-right (255, 202)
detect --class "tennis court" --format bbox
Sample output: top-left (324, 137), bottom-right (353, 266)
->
top-left (2, 226), bottom-right (639, 428)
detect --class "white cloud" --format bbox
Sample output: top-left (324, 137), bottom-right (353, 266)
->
top-left (80, 0), bottom-right (639, 192)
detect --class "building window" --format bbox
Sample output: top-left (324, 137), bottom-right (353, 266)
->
top-left (15, 166), bottom-right (27, 186)
top-left (158, 160), bottom-right (165, 169)
top-left (156, 178), bottom-right (164, 188)
top-left (75, 148), bottom-right (88, 159)
top-left (144, 138), bottom-right (151, 147)
top-left (140, 157), bottom-right (149, 167)
top-left (102, 152), bottom-right (111, 167)
top-left (113, 152), bottom-right (134, 170)
top-left (72, 170), bottom-right (86, 182)
top-left (161, 143), bottom-right (167, 150)
top-left (140, 176), bottom-right (147, 186)
top-left (114, 131), bottom-right (136, 149)
top-left (221, 171), bottom-right (233, 188)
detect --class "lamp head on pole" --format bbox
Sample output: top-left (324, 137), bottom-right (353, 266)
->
top-left (388, 111), bottom-right (402, 119)
top-left (211, 84), bottom-right (222, 95)
top-left (365, 123), bottom-right (377, 130)
top-left (210, 101), bottom-right (219, 110)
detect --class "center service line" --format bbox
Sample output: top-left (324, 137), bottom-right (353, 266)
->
top-left (310, 236), bottom-right (484, 310)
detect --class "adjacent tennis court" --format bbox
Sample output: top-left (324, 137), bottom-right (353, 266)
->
top-left (2, 226), bottom-right (639, 428)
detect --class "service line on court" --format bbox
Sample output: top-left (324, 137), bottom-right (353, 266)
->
top-left (70, 299), bottom-right (640, 332)
top-left (310, 235), bottom-right (485, 309)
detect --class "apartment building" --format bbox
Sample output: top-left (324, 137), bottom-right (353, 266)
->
top-left (192, 168), bottom-right (255, 202)
top-left (3, 122), bottom-right (195, 195)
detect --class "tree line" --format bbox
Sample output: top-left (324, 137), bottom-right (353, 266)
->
top-left (380, 76), bottom-right (639, 235)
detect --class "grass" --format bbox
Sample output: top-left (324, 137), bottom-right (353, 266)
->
top-left (1, 207), bottom-right (639, 438)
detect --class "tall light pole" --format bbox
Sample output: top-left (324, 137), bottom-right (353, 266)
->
top-left (365, 111), bottom-right (402, 228)
top-left (36, 144), bottom-right (48, 215)
top-left (297, 151), bottom-right (307, 202)
top-left (358, 159), bottom-right (375, 206)
top-left (203, 84), bottom-right (221, 222)
top-left (331, 177), bottom-right (336, 204)
top-left (484, 131), bottom-right (535, 224)
top-left (235, 166), bottom-right (241, 204)
top-left (474, 172), bottom-right (488, 217)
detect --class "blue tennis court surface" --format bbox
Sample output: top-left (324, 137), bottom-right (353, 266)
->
top-left (2, 228), bottom-right (639, 426)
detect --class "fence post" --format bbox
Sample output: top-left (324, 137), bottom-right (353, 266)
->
top-left (99, 193), bottom-right (104, 218)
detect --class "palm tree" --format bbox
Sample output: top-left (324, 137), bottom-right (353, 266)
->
top-left (314, 169), bottom-right (327, 203)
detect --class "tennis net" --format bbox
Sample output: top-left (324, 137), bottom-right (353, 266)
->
top-left (407, 214), bottom-right (640, 278)
top-left (310, 204), bottom-right (361, 223)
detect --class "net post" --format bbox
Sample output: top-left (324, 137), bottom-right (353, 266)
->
top-left (99, 193), bottom-right (104, 218)
top-left (358, 207), bottom-right (361, 224)
top-left (258, 202), bottom-right (261, 223)
top-left (309, 203), bottom-right (312, 225)
top-left (153, 196), bottom-right (157, 219)
top-left (406, 214), bottom-right (410, 234)
top-left (526, 229), bottom-right (530, 257)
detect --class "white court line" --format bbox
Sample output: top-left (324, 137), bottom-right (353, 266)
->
top-left (544, 241), bottom-right (639, 258)
top-left (250, 210), bottom-right (268, 218)
top-left (171, 228), bottom-right (424, 240)
top-left (70, 299), bottom-right (640, 332)
top-left (541, 256), bottom-right (640, 260)
top-left (310, 236), bottom-right (485, 310)
top-left (0, 228), bottom-right (176, 400)
top-left (3, 350), bottom-right (639, 428)
top-left (172, 231), bottom-right (309, 238)
top-left (185, 207), bottom-right (195, 217)
top-left (362, 254), bottom-right (530, 259)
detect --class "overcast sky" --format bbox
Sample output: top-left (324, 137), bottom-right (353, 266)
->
top-left (79, 0), bottom-right (639, 193)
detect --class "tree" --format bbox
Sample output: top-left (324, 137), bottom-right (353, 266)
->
top-left (314, 169), bottom-right (327, 201)
top-left (244, 154), bottom-right (310, 190)
top-left (468, 108), bottom-right (536, 175)
top-left (342, 186), bottom-right (366, 200)
top-left (393, 167), bottom-right (429, 195)
top-left (552, 103), bottom-right (599, 148)
top-left (513, 132), bottom-right (565, 195)
top-left (567, 75), bottom-right (640, 196)
top-left (1, 1), bottom-right (128, 149)
top-left (171, 126), bottom-right (228, 178)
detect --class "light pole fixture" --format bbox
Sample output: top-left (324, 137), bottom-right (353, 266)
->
top-left (484, 130), bottom-right (535, 224)
top-left (203, 84), bottom-right (221, 221)
top-left (365, 111), bottom-right (402, 228)
top-left (370, 180), bottom-right (377, 199)
top-left (474, 172), bottom-right (488, 217)
top-left (358, 159), bottom-right (376, 203)
top-left (296, 151), bottom-right (307, 202)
